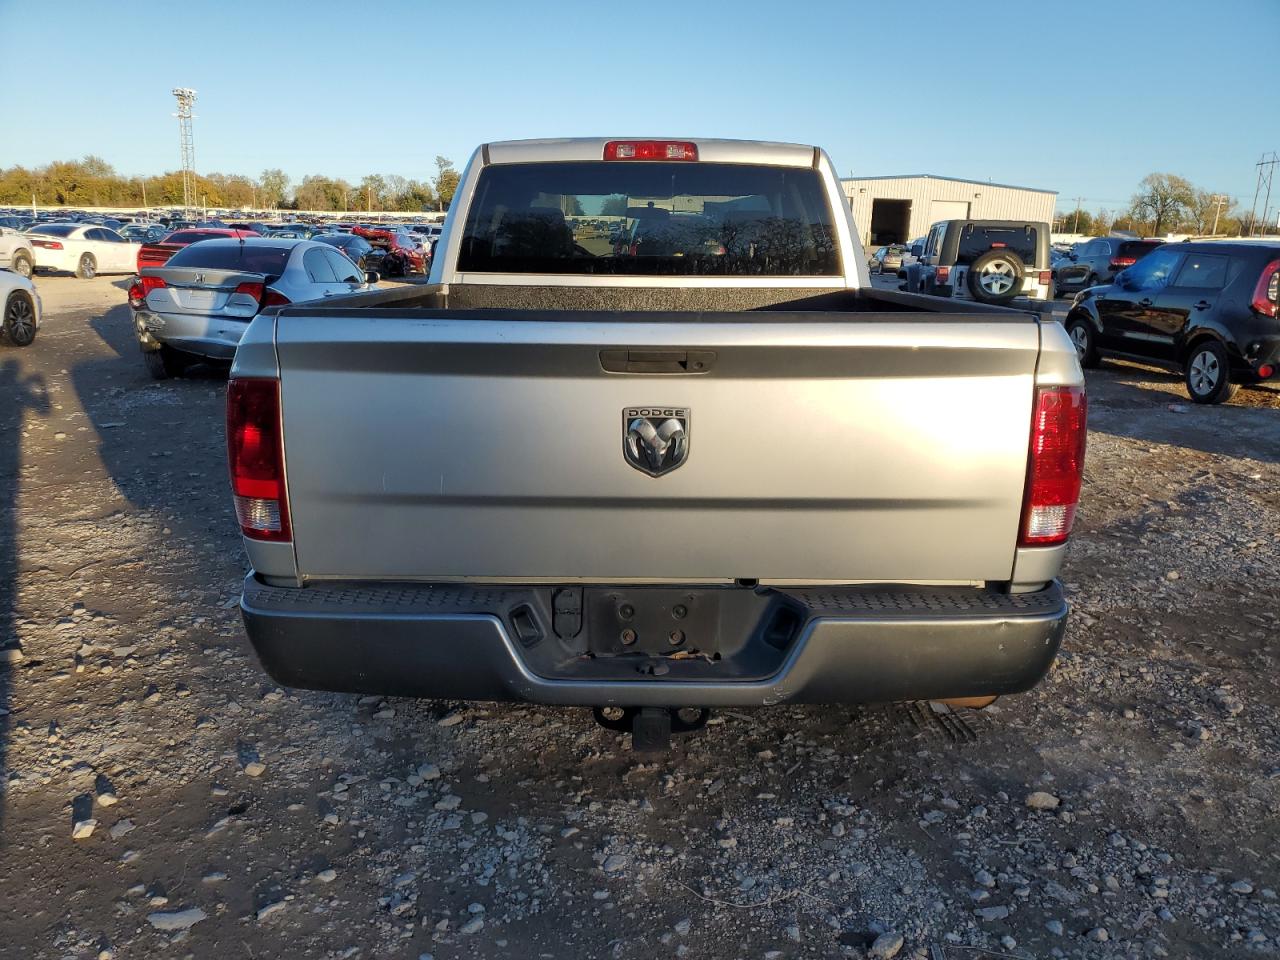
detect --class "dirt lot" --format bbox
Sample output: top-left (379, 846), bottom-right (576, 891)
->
top-left (0, 275), bottom-right (1277, 960)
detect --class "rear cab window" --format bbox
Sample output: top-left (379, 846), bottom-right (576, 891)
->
top-left (457, 161), bottom-right (841, 276)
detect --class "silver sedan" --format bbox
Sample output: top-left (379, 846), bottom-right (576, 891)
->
top-left (130, 237), bottom-right (376, 379)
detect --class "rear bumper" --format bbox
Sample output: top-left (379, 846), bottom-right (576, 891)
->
top-left (135, 308), bottom-right (247, 359)
top-left (240, 575), bottom-right (1068, 707)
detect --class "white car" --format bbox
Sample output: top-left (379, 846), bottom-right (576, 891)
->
top-left (1, 270), bottom-right (41, 346)
top-left (26, 223), bottom-right (141, 278)
top-left (0, 230), bottom-right (36, 278)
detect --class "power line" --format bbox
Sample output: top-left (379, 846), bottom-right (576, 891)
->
top-left (1248, 152), bottom-right (1277, 236)
top-left (172, 88), bottom-right (197, 217)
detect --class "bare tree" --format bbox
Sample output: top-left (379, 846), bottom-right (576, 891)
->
top-left (1129, 173), bottom-right (1195, 236)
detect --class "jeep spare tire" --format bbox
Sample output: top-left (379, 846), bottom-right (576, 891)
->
top-left (967, 249), bottom-right (1024, 304)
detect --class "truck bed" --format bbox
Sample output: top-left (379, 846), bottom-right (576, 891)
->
top-left (274, 281), bottom-right (1039, 318)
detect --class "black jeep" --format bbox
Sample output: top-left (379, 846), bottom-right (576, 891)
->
top-left (900, 220), bottom-right (1053, 306)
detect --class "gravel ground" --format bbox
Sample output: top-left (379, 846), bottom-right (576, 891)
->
top-left (0, 275), bottom-right (1277, 960)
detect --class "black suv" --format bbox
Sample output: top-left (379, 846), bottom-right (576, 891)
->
top-left (1064, 241), bottom-right (1280, 403)
top-left (900, 220), bottom-right (1052, 305)
top-left (1055, 236), bottom-right (1163, 296)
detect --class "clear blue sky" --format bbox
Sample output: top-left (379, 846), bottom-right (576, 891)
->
top-left (1, 0), bottom-right (1275, 213)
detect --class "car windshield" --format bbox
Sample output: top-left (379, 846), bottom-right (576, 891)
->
top-left (458, 161), bottom-right (840, 276)
top-left (165, 242), bottom-right (292, 274)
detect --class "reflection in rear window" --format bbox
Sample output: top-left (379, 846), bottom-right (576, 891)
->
top-left (165, 242), bottom-right (292, 274)
top-left (458, 161), bottom-right (840, 276)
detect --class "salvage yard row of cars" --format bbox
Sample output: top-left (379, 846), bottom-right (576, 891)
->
top-left (0, 208), bottom-right (443, 280)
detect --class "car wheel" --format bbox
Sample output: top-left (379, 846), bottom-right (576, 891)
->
top-left (966, 249), bottom-right (1024, 304)
top-left (76, 253), bottom-right (97, 279)
top-left (1066, 317), bottom-right (1099, 369)
top-left (3, 291), bottom-right (38, 347)
top-left (1184, 340), bottom-right (1238, 404)
top-left (11, 252), bottom-right (33, 278)
top-left (142, 345), bottom-right (190, 380)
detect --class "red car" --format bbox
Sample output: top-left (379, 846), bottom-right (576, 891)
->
top-left (351, 226), bottom-right (426, 276)
top-left (136, 228), bottom-right (260, 272)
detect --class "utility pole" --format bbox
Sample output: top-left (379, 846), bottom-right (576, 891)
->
top-left (1070, 197), bottom-right (1086, 233)
top-left (172, 88), bottom-right (198, 218)
top-left (1208, 194), bottom-right (1229, 235)
top-left (1247, 152), bottom-right (1277, 237)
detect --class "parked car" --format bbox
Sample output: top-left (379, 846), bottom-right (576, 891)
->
top-left (0, 230), bottom-right (36, 278)
top-left (0, 269), bottom-right (41, 346)
top-left (266, 222), bottom-right (316, 239)
top-left (312, 232), bottom-right (379, 271)
top-left (1055, 237), bottom-right (1164, 297)
top-left (902, 220), bottom-right (1053, 304)
top-left (868, 244), bottom-right (906, 274)
top-left (130, 238), bottom-right (376, 379)
top-left (1064, 240), bottom-right (1280, 403)
top-left (230, 136), bottom-right (1085, 751)
top-left (136, 227), bottom-right (261, 271)
top-left (901, 221), bottom-right (1049, 304)
top-left (25, 223), bottom-right (141, 278)
top-left (119, 223), bottom-right (169, 243)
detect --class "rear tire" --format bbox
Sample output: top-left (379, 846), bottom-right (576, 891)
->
top-left (1184, 340), bottom-right (1237, 405)
top-left (1066, 316), bottom-right (1099, 368)
top-left (11, 252), bottom-right (33, 279)
top-left (967, 249), bottom-right (1024, 304)
top-left (76, 253), bottom-right (97, 279)
top-left (142, 345), bottom-right (190, 380)
top-left (3, 291), bottom-right (38, 347)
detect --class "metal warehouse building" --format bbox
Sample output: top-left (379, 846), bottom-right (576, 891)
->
top-left (841, 175), bottom-right (1057, 248)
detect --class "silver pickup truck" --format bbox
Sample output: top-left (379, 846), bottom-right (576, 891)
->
top-left (229, 138), bottom-right (1086, 745)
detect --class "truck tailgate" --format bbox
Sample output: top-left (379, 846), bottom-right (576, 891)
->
top-left (275, 315), bottom-right (1041, 583)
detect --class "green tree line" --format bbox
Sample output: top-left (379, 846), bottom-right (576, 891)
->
top-left (1056, 172), bottom-right (1262, 238)
top-left (0, 155), bottom-right (461, 212)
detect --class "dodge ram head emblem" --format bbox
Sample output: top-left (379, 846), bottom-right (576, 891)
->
top-left (623, 407), bottom-right (689, 477)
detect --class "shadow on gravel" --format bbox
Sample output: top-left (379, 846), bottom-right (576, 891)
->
top-left (74, 299), bottom-right (235, 504)
top-left (0, 356), bottom-right (51, 838)
top-left (1088, 364), bottom-right (1280, 464)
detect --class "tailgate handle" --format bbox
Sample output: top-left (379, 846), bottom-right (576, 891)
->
top-left (599, 349), bottom-right (716, 374)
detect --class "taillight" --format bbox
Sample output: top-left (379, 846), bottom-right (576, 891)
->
top-left (232, 282), bottom-right (290, 310)
top-left (936, 266), bottom-right (951, 283)
top-left (1019, 386), bottom-right (1087, 548)
top-left (128, 281), bottom-right (144, 309)
top-left (1251, 259), bottom-right (1280, 318)
top-left (141, 276), bottom-right (167, 295)
top-left (1109, 256), bottom-right (1136, 269)
top-left (33, 239), bottom-right (63, 250)
top-left (603, 140), bottom-right (698, 161)
top-left (1038, 270), bottom-right (1052, 285)
top-left (227, 378), bottom-right (291, 542)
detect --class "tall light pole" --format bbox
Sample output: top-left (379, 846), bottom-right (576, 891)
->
top-left (172, 88), bottom-right (197, 218)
